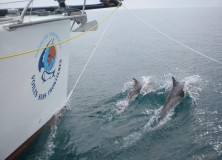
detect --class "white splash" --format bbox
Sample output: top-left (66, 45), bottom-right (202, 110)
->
top-left (140, 76), bottom-right (156, 96)
top-left (161, 73), bottom-right (174, 91)
top-left (122, 132), bottom-right (142, 148)
top-left (114, 76), bottom-right (156, 116)
top-left (122, 76), bottom-right (156, 95)
top-left (143, 106), bottom-right (163, 130)
top-left (46, 125), bottom-right (57, 157)
top-left (121, 75), bottom-right (203, 148)
top-left (144, 106), bottom-right (173, 131)
top-left (122, 81), bottom-right (134, 93)
top-left (122, 106), bottom-right (174, 148)
top-left (115, 99), bottom-right (129, 115)
top-left (183, 75), bottom-right (202, 102)
top-left (143, 109), bottom-right (154, 115)
top-left (35, 125), bottom-right (57, 160)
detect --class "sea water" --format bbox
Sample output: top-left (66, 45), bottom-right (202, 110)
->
top-left (17, 7), bottom-right (222, 160)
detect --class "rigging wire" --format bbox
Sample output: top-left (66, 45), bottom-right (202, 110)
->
top-left (66, 8), bottom-right (117, 103)
top-left (123, 5), bottom-right (222, 66)
top-left (123, 5), bottom-right (221, 147)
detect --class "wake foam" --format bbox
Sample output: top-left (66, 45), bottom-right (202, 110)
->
top-left (103, 76), bottom-right (157, 123)
top-left (183, 75), bottom-right (202, 103)
top-left (115, 99), bottom-right (129, 115)
top-left (115, 76), bottom-right (156, 115)
top-left (121, 74), bottom-right (203, 148)
top-left (162, 74), bottom-right (202, 103)
top-left (122, 106), bottom-right (173, 148)
top-left (143, 106), bottom-right (173, 131)
top-left (123, 132), bottom-right (142, 148)
top-left (122, 76), bottom-right (156, 95)
top-left (35, 124), bottom-right (57, 160)
top-left (140, 76), bottom-right (156, 96)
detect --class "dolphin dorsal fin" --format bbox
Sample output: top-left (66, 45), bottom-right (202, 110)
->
top-left (172, 77), bottom-right (179, 87)
top-left (133, 78), bottom-right (139, 85)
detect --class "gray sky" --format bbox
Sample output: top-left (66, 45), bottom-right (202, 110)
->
top-left (1, 0), bottom-right (222, 9)
top-left (125, 0), bottom-right (222, 8)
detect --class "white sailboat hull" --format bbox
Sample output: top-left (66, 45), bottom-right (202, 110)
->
top-left (0, 19), bottom-right (70, 160)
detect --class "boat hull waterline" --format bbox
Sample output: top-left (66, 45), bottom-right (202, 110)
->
top-left (0, 19), bottom-right (70, 160)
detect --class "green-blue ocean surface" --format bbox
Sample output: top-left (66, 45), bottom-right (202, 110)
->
top-left (17, 7), bottom-right (222, 160)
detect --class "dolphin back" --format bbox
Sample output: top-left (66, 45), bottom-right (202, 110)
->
top-left (133, 78), bottom-right (142, 90)
top-left (172, 77), bottom-right (179, 86)
top-left (128, 78), bottom-right (142, 99)
top-left (172, 77), bottom-right (185, 98)
top-left (162, 77), bottom-right (185, 115)
top-left (133, 78), bottom-right (139, 86)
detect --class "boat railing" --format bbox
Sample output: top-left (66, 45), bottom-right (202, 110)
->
top-left (1, 0), bottom-right (88, 31)
top-left (1, 0), bottom-right (122, 31)
top-left (19, 0), bottom-right (34, 23)
top-left (4, 14), bottom-right (87, 30)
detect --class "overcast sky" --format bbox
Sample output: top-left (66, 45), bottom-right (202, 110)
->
top-left (125, 0), bottom-right (222, 8)
top-left (1, 0), bottom-right (222, 9)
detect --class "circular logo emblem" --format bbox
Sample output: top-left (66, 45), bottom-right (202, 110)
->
top-left (31, 32), bottom-right (62, 100)
top-left (38, 38), bottom-right (57, 83)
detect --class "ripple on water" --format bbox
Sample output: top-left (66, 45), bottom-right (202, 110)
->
top-left (194, 107), bottom-right (222, 158)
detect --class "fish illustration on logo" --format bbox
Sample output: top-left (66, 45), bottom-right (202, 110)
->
top-left (31, 33), bottom-right (62, 100)
top-left (38, 38), bottom-right (56, 82)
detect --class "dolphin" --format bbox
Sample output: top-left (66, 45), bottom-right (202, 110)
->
top-left (161, 77), bottom-right (185, 116)
top-left (128, 78), bottom-right (142, 100)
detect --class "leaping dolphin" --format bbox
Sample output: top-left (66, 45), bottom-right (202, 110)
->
top-left (128, 78), bottom-right (142, 100)
top-left (161, 77), bottom-right (185, 116)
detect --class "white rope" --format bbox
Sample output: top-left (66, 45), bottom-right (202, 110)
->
top-left (66, 11), bottom-right (116, 103)
top-left (123, 5), bottom-right (222, 65)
